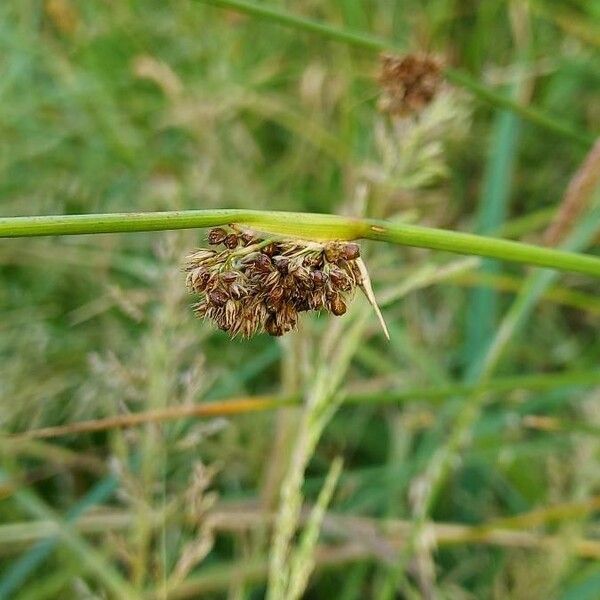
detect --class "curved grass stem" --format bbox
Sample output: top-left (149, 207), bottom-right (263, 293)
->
top-left (1, 210), bottom-right (599, 277)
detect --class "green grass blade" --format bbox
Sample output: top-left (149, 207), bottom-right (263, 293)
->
top-left (466, 106), bottom-right (521, 365)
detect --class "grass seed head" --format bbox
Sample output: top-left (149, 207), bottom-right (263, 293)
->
top-left (378, 52), bottom-right (443, 116)
top-left (184, 226), bottom-right (367, 338)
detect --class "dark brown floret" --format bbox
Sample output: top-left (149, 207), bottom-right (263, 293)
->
top-left (187, 267), bottom-right (211, 292)
top-left (328, 267), bottom-right (351, 291)
top-left (342, 243), bottom-right (360, 260)
top-left (266, 286), bottom-right (285, 311)
top-left (207, 227), bottom-right (228, 245)
top-left (273, 256), bottom-right (290, 274)
top-left (311, 270), bottom-right (326, 288)
top-left (208, 289), bottom-right (228, 308)
top-left (241, 232), bottom-right (258, 246)
top-left (328, 293), bottom-right (347, 316)
top-left (304, 254), bottom-right (323, 269)
top-left (251, 253), bottom-right (273, 273)
top-left (265, 316), bottom-right (284, 337)
top-left (224, 233), bottom-right (239, 249)
top-left (262, 243), bottom-right (280, 257)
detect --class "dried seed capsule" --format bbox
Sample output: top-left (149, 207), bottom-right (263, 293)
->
top-left (241, 232), bottom-right (260, 246)
top-left (265, 316), bottom-right (284, 336)
top-left (328, 268), bottom-right (351, 291)
top-left (241, 315), bottom-right (258, 338)
top-left (273, 256), bottom-right (290, 274)
top-left (291, 266), bottom-right (311, 287)
top-left (252, 253), bottom-right (273, 273)
top-left (311, 270), bottom-right (326, 288)
top-left (303, 253), bottom-right (324, 268)
top-left (308, 290), bottom-right (326, 310)
top-left (207, 228), bottom-right (228, 245)
top-left (216, 318), bottom-right (231, 332)
top-left (224, 234), bottom-right (239, 249)
top-left (273, 256), bottom-right (290, 275)
top-left (328, 293), bottom-right (347, 316)
top-left (341, 243), bottom-right (360, 260)
top-left (263, 270), bottom-right (281, 289)
top-left (220, 271), bottom-right (238, 284)
top-left (208, 289), bottom-right (228, 307)
top-left (186, 267), bottom-right (210, 292)
top-left (230, 282), bottom-right (246, 299)
top-left (295, 297), bottom-right (310, 312)
top-left (224, 299), bottom-right (240, 327)
top-left (263, 243), bottom-right (280, 257)
top-left (266, 285), bottom-right (285, 311)
top-left (324, 242), bottom-right (342, 263)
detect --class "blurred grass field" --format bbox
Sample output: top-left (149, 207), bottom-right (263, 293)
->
top-left (1, 0), bottom-right (600, 598)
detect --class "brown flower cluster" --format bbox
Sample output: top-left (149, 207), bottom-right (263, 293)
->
top-left (184, 227), bottom-right (364, 337)
top-left (377, 52), bottom-right (443, 116)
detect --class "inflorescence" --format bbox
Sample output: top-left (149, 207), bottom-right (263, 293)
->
top-left (378, 52), bottom-right (443, 116)
top-left (184, 227), bottom-right (365, 337)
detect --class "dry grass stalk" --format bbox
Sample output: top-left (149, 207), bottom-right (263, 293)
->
top-left (544, 138), bottom-right (600, 245)
top-left (10, 395), bottom-right (286, 440)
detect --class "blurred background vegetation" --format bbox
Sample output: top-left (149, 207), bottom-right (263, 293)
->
top-left (1, 0), bottom-right (600, 598)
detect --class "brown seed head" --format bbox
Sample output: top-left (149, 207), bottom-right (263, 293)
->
top-left (378, 52), bottom-right (443, 116)
top-left (185, 233), bottom-right (366, 337)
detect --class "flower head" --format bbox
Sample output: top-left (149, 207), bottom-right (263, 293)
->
top-left (184, 227), bottom-right (365, 338)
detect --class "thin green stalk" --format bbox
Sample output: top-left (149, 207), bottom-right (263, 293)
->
top-left (344, 370), bottom-right (600, 406)
top-left (466, 85), bottom-right (522, 364)
top-left (1, 210), bottom-right (600, 277)
top-left (197, 0), bottom-right (595, 147)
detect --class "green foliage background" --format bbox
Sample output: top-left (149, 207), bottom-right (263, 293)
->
top-left (1, 0), bottom-right (599, 598)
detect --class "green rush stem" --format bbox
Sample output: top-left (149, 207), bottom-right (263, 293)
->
top-left (197, 0), bottom-right (595, 148)
top-left (1, 210), bottom-right (600, 277)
